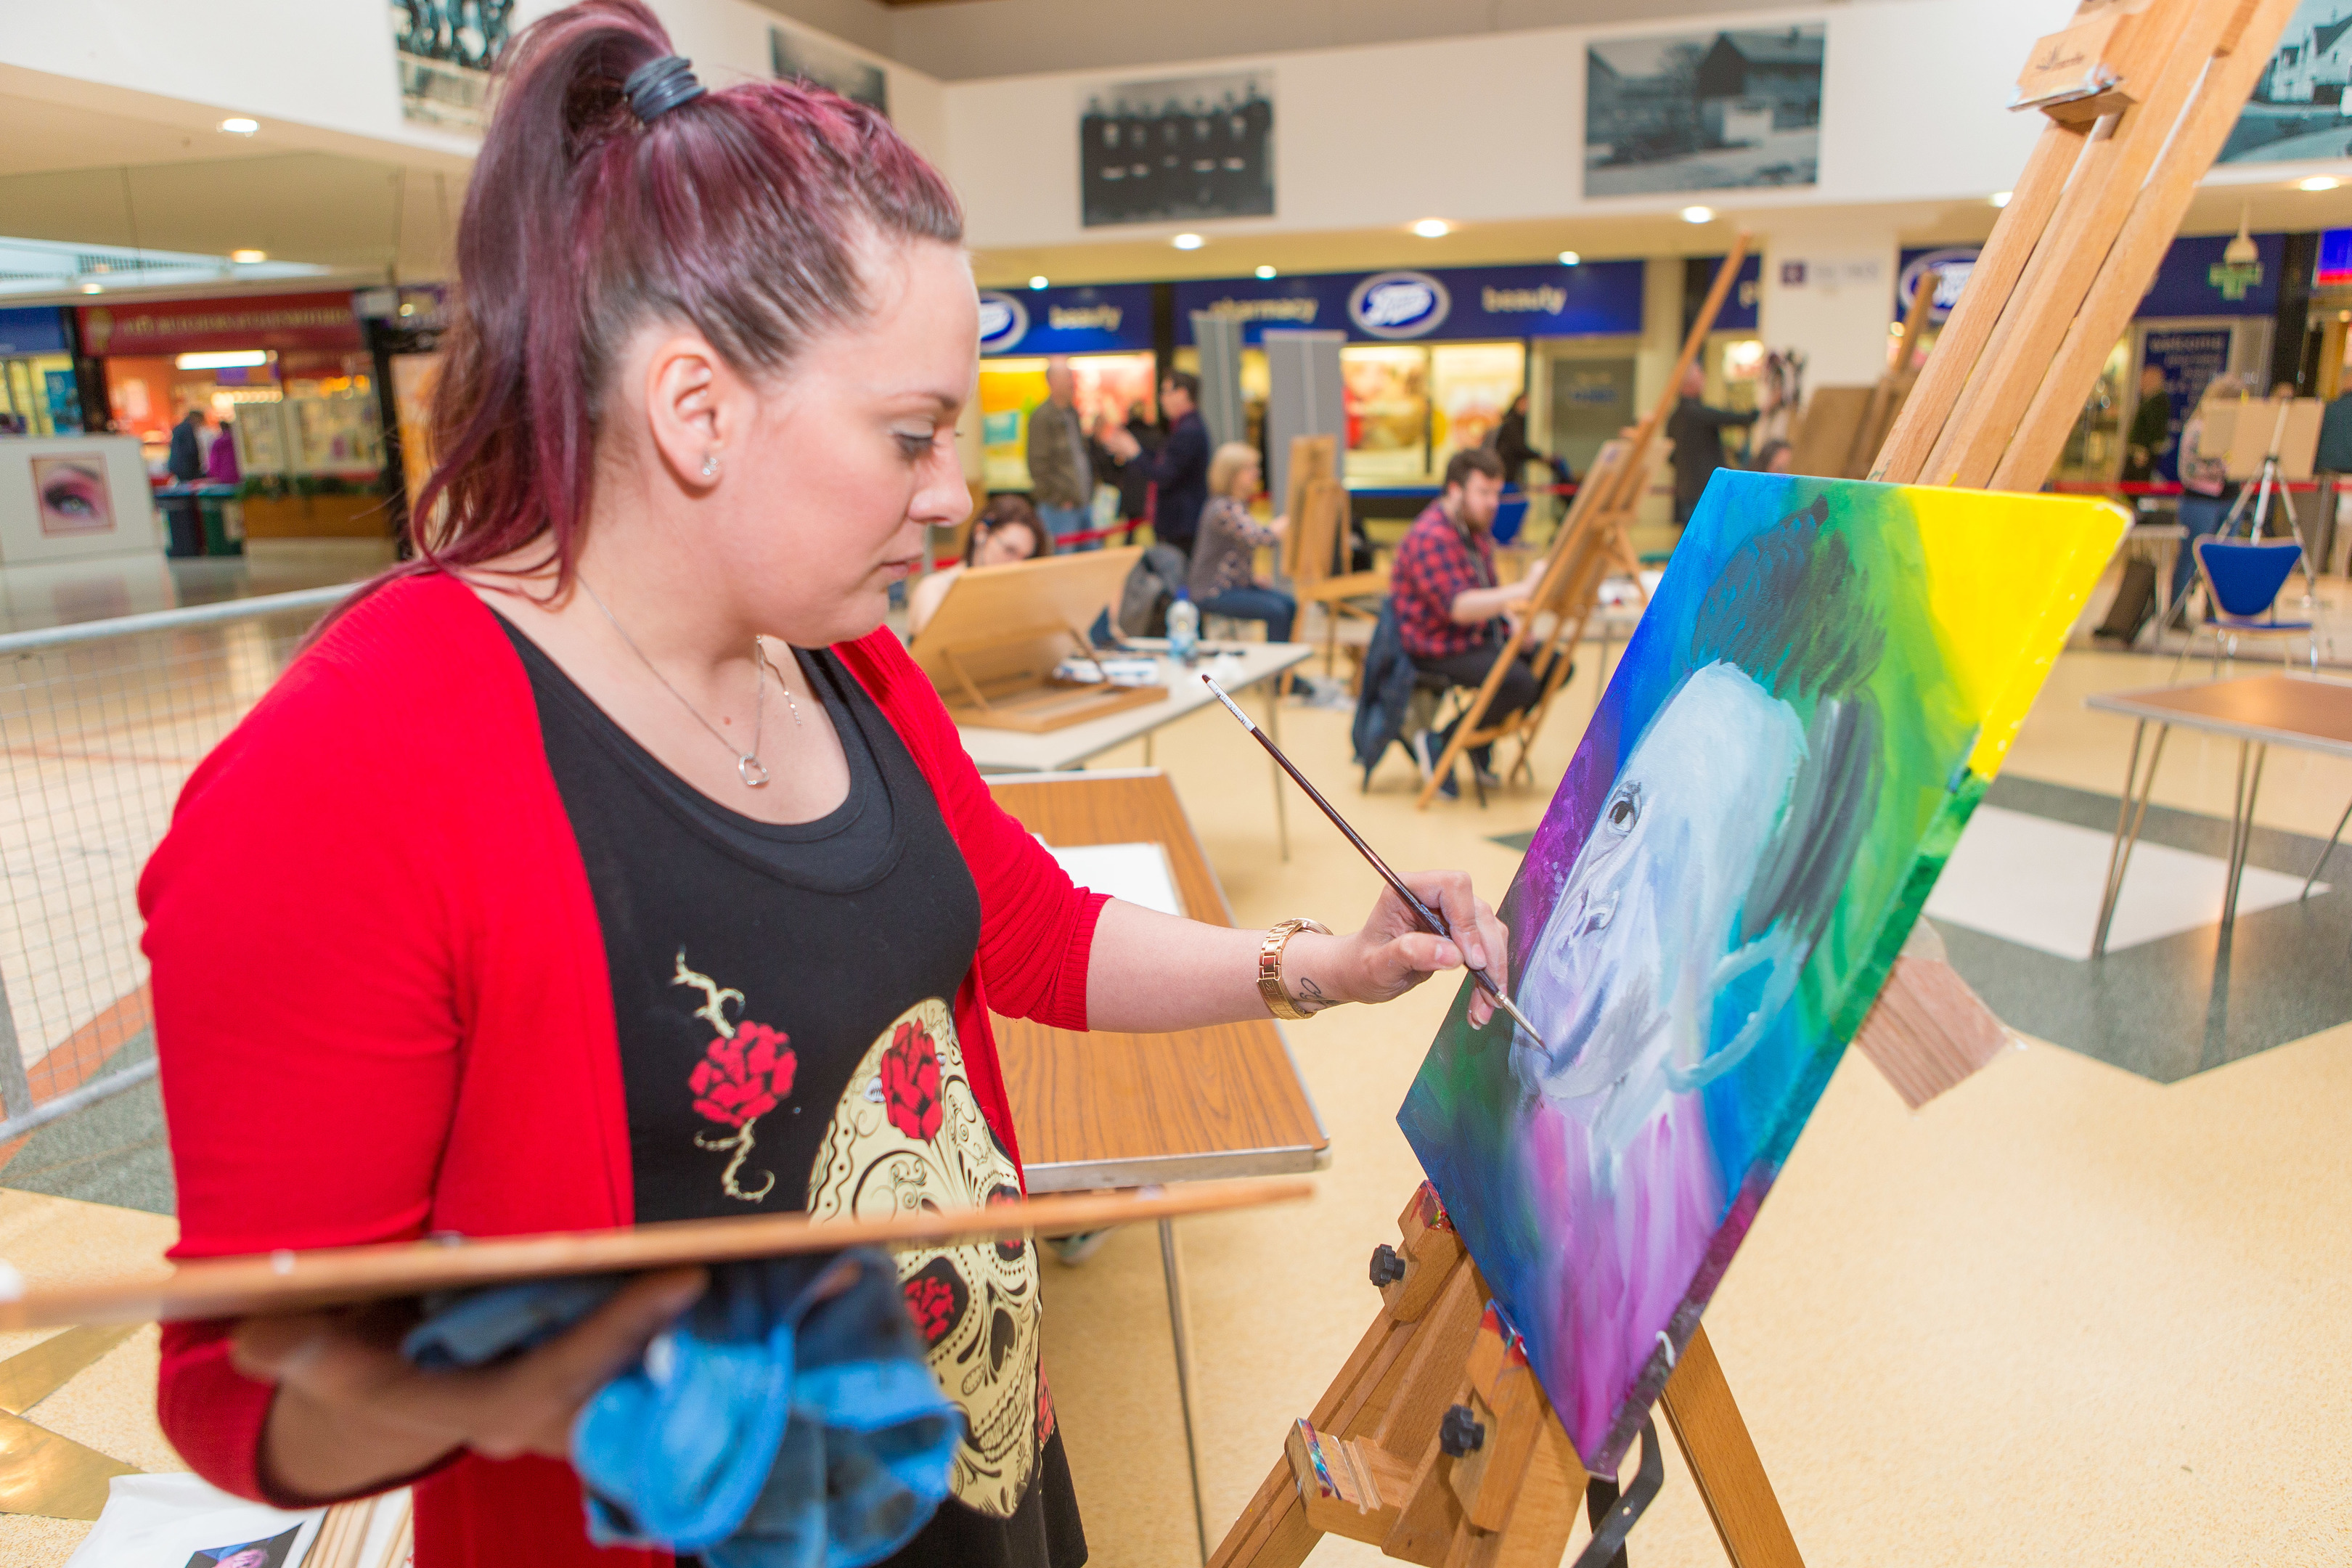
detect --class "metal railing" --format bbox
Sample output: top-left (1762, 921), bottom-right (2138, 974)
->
top-left (0, 585), bottom-right (350, 1146)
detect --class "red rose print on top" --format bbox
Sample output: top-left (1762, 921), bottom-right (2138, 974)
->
top-left (881, 1018), bottom-right (943, 1141)
top-left (675, 950), bottom-right (797, 1202)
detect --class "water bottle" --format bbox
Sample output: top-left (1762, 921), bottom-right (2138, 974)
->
top-left (1166, 588), bottom-right (1199, 665)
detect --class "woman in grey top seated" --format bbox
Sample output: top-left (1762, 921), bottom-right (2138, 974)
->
top-left (1187, 441), bottom-right (1295, 642)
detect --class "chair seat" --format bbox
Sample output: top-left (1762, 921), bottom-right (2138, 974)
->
top-left (2213, 615), bottom-right (2314, 632)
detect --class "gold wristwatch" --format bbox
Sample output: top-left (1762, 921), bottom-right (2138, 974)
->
top-left (1258, 918), bottom-right (1333, 1021)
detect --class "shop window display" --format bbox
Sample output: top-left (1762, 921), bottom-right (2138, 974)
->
top-left (976, 352), bottom-right (1156, 493)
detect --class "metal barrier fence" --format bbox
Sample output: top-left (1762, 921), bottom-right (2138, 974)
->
top-left (0, 586), bottom-right (349, 1150)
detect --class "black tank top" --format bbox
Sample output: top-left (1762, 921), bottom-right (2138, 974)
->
top-left (498, 617), bottom-right (1085, 1568)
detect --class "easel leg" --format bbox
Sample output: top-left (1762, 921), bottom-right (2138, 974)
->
top-left (1656, 1326), bottom-right (1804, 1568)
top-left (1161, 1218), bottom-right (1212, 1566)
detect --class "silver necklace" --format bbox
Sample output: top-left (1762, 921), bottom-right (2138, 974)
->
top-left (578, 577), bottom-right (802, 788)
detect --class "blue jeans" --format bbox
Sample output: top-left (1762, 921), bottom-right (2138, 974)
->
top-left (2173, 492), bottom-right (2231, 613)
top-left (1201, 584), bottom-right (1297, 643)
top-left (1037, 502), bottom-right (1094, 551)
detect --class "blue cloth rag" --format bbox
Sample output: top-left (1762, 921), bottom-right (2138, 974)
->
top-left (401, 1250), bottom-right (960, 1568)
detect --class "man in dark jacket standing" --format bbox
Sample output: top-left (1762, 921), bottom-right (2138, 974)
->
top-left (1106, 371), bottom-right (1209, 555)
top-left (166, 408), bottom-right (208, 483)
top-left (2123, 364), bottom-right (2174, 483)
top-left (1665, 362), bottom-right (1755, 526)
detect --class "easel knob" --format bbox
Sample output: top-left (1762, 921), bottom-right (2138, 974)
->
top-left (1368, 1244), bottom-right (1408, 1288)
top-left (1438, 1404), bottom-right (1485, 1458)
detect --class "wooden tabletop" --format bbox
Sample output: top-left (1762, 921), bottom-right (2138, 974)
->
top-left (957, 640), bottom-right (1312, 774)
top-left (985, 770), bottom-right (1330, 1192)
top-left (2085, 674), bottom-right (2352, 757)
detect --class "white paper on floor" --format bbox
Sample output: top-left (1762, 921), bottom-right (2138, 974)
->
top-left (63, 1472), bottom-right (322, 1568)
top-left (1924, 804), bottom-right (2326, 960)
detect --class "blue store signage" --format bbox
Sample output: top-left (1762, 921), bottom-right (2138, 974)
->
top-left (1177, 259), bottom-right (1645, 346)
top-left (979, 283), bottom-right (1154, 356)
top-left (0, 306), bottom-right (69, 356)
top-left (1898, 232), bottom-right (2284, 322)
top-left (1895, 247), bottom-right (1979, 322)
top-left (1691, 254), bottom-right (1765, 332)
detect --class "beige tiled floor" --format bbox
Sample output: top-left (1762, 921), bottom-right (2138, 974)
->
top-left (7, 624), bottom-right (2351, 1566)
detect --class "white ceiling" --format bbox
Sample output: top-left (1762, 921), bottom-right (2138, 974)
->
top-left (752, 0), bottom-right (1877, 81)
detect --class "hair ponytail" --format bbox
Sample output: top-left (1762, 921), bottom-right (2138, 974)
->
top-left (340, 0), bottom-right (960, 621)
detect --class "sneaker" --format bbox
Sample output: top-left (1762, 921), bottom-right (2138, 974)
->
top-left (1474, 765), bottom-right (1504, 791)
top-left (1409, 730), bottom-right (1435, 781)
top-left (1437, 771), bottom-right (1461, 801)
top-left (1048, 1230), bottom-right (1114, 1266)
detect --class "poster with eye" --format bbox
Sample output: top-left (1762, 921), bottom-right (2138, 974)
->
top-left (29, 454), bottom-right (116, 536)
top-left (1397, 472), bottom-right (2124, 1471)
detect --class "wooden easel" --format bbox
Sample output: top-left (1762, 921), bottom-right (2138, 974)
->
top-left (1230, 4), bottom-right (2299, 1560)
top-left (1213, 1183), bottom-right (1800, 1568)
top-left (1788, 269), bottom-right (1938, 481)
top-left (1413, 237), bottom-right (1748, 809)
top-left (1284, 435), bottom-right (1389, 679)
top-left (907, 547), bottom-right (1168, 733)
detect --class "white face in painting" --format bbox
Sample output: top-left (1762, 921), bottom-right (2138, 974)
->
top-left (1508, 663), bottom-right (1806, 1162)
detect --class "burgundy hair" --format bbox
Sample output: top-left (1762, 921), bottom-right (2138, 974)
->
top-left (343, 0), bottom-right (961, 618)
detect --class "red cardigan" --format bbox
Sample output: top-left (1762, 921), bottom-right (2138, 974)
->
top-left (138, 573), bottom-right (1106, 1567)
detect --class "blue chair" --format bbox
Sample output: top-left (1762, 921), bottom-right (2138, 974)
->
top-left (2173, 536), bottom-right (2316, 679)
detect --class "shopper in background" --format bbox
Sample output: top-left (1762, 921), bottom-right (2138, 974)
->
top-left (1089, 401), bottom-right (1156, 531)
top-left (205, 417), bottom-right (241, 486)
top-left (1104, 372), bottom-right (1208, 555)
top-left (1750, 438), bottom-right (1793, 475)
top-left (1024, 356), bottom-right (1094, 552)
top-left (1493, 393), bottom-right (1570, 491)
top-left (1389, 448), bottom-right (1540, 799)
top-left (167, 407), bottom-right (208, 483)
top-left (2123, 364), bottom-right (2173, 484)
top-left (906, 493), bottom-right (1052, 637)
top-left (1188, 441), bottom-right (1294, 643)
top-left (1665, 362), bottom-right (1755, 526)
top-left (2173, 372), bottom-right (2245, 621)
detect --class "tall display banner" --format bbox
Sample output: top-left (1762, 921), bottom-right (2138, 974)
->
top-left (1191, 312), bottom-right (1246, 449)
top-left (1263, 330), bottom-right (1345, 518)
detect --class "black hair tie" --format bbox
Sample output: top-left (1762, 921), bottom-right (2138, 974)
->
top-left (624, 56), bottom-right (705, 123)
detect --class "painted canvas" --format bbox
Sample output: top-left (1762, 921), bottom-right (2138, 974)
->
top-left (1397, 471), bottom-right (2124, 1471)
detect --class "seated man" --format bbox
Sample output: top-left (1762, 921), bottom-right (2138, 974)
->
top-left (1389, 448), bottom-right (1539, 797)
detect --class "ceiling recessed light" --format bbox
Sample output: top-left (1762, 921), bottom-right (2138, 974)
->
top-left (80, 283), bottom-right (102, 295)
top-left (1681, 205), bottom-right (1715, 224)
top-left (1028, 275), bottom-right (1049, 290)
top-left (1172, 233), bottom-right (1204, 251)
top-left (2300, 176), bottom-right (2340, 192)
top-left (1989, 190), bottom-right (2013, 208)
top-left (1412, 219), bottom-right (1451, 239)
top-left (229, 248), bottom-right (266, 264)
top-left (1558, 250), bottom-right (1581, 266)
top-left (219, 117), bottom-right (258, 136)
top-left (1255, 264), bottom-right (1277, 279)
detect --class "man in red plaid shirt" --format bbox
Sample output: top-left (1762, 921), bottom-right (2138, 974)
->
top-left (1389, 449), bottom-right (1540, 797)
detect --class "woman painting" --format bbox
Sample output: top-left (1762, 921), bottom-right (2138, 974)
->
top-left (139, 6), bottom-right (1509, 1567)
top-left (1187, 441), bottom-right (1295, 643)
top-left (905, 494), bottom-right (1051, 638)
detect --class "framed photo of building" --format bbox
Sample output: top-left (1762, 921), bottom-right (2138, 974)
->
top-left (392, 1), bottom-right (517, 134)
top-left (1080, 72), bottom-right (1274, 228)
top-left (2219, 0), bottom-right (2352, 163)
top-left (771, 25), bottom-right (889, 117)
top-left (1585, 25), bottom-right (1825, 197)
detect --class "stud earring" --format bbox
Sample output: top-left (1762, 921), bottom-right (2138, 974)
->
top-left (701, 453), bottom-right (720, 480)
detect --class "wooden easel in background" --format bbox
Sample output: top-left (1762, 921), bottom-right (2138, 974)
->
top-left (1284, 435), bottom-right (1387, 679)
top-left (1226, 1), bottom-right (2300, 1560)
top-left (1788, 269), bottom-right (1938, 481)
top-left (1413, 235), bottom-right (1749, 809)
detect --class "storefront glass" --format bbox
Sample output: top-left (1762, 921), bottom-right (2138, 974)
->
top-left (976, 351), bottom-right (1157, 492)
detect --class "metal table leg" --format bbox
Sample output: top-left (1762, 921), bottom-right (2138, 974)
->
top-left (1159, 1218), bottom-right (1211, 1567)
top-left (2302, 793), bottom-right (2352, 899)
top-left (1265, 679), bottom-right (1290, 862)
top-left (2093, 719), bottom-right (2169, 959)
top-left (2219, 742), bottom-right (2268, 941)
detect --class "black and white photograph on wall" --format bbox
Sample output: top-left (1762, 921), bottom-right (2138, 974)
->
top-left (1585, 25), bottom-right (1824, 197)
top-left (770, 25), bottom-right (889, 118)
top-left (1080, 71), bottom-right (1273, 228)
top-left (392, 1), bottom-right (516, 134)
top-left (2218, 0), bottom-right (2352, 162)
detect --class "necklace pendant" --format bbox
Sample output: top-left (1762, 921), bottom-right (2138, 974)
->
top-left (738, 754), bottom-right (772, 788)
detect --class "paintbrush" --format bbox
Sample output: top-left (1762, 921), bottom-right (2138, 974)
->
top-left (1199, 673), bottom-right (1545, 1048)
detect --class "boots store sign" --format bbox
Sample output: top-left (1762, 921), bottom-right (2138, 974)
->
top-left (977, 285), bottom-right (1155, 356)
top-left (1177, 259), bottom-right (1646, 345)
